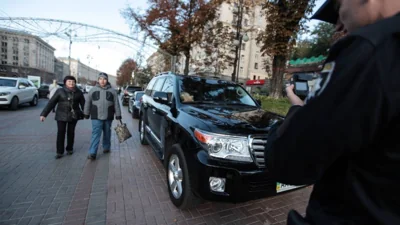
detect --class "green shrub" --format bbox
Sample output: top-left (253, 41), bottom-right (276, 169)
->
top-left (256, 96), bottom-right (291, 116)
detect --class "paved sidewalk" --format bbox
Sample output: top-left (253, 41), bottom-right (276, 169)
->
top-left (0, 99), bottom-right (312, 225)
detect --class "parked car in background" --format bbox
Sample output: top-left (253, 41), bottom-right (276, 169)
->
top-left (38, 84), bottom-right (50, 98)
top-left (0, 76), bottom-right (39, 110)
top-left (76, 84), bottom-right (85, 93)
top-left (122, 85), bottom-right (142, 106)
top-left (85, 85), bottom-right (93, 93)
top-left (138, 72), bottom-right (304, 209)
top-left (128, 91), bottom-right (144, 118)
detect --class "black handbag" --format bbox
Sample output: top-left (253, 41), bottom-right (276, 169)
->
top-left (69, 91), bottom-right (84, 120)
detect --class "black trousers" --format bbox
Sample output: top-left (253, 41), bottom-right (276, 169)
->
top-left (57, 121), bottom-right (78, 154)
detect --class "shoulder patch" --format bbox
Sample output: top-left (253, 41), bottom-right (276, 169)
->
top-left (305, 61), bottom-right (335, 103)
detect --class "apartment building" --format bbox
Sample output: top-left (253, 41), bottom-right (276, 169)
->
top-left (0, 28), bottom-right (55, 73)
top-left (176, 2), bottom-right (272, 84)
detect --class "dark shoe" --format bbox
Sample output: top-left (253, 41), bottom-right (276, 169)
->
top-left (67, 151), bottom-right (73, 155)
top-left (103, 149), bottom-right (110, 154)
top-left (87, 154), bottom-right (96, 160)
top-left (55, 154), bottom-right (63, 159)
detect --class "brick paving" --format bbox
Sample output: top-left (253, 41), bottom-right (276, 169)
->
top-left (0, 98), bottom-right (312, 225)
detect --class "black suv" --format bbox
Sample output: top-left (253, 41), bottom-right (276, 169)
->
top-left (139, 72), bottom-right (302, 209)
top-left (122, 85), bottom-right (142, 106)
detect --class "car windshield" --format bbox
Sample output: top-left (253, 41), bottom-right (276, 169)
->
top-left (0, 79), bottom-right (17, 87)
top-left (178, 77), bottom-right (257, 107)
top-left (127, 87), bottom-right (141, 92)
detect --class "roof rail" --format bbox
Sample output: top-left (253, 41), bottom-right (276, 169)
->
top-left (155, 71), bottom-right (174, 77)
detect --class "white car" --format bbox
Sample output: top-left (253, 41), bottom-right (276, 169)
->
top-left (0, 77), bottom-right (39, 110)
top-left (85, 85), bottom-right (93, 93)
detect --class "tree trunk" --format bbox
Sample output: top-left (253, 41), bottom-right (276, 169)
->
top-left (269, 55), bottom-right (286, 99)
top-left (184, 51), bottom-right (190, 75)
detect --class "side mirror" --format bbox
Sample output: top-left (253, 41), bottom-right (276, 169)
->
top-left (153, 91), bottom-right (169, 105)
top-left (19, 85), bottom-right (26, 89)
top-left (256, 99), bottom-right (262, 106)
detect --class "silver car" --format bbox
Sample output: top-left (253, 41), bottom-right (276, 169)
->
top-left (128, 91), bottom-right (144, 119)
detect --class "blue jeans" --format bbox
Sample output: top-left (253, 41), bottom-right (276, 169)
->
top-left (88, 120), bottom-right (113, 155)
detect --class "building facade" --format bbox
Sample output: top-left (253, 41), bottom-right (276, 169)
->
top-left (57, 57), bottom-right (117, 86)
top-left (54, 58), bottom-right (69, 82)
top-left (146, 51), bottom-right (167, 75)
top-left (58, 57), bottom-right (100, 83)
top-left (175, 2), bottom-right (272, 84)
top-left (0, 28), bottom-right (56, 83)
top-left (0, 28), bottom-right (55, 73)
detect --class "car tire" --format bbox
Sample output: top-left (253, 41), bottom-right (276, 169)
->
top-left (139, 115), bottom-right (148, 145)
top-left (9, 97), bottom-right (18, 110)
top-left (30, 95), bottom-right (38, 106)
top-left (165, 144), bottom-right (201, 209)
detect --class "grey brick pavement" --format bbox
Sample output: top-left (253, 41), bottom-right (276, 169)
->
top-left (0, 98), bottom-right (312, 225)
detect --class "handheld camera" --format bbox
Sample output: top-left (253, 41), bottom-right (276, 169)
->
top-left (289, 73), bottom-right (311, 100)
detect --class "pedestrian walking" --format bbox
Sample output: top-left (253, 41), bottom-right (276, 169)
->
top-left (40, 76), bottom-right (85, 159)
top-left (48, 80), bottom-right (61, 112)
top-left (84, 72), bottom-right (121, 160)
top-left (263, 0), bottom-right (400, 224)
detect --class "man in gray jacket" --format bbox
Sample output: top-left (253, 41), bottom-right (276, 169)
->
top-left (84, 72), bottom-right (122, 160)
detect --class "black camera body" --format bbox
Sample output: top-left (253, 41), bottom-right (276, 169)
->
top-left (289, 73), bottom-right (314, 100)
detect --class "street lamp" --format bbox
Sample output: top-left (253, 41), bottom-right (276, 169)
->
top-left (231, 0), bottom-right (246, 82)
top-left (234, 33), bottom-right (249, 83)
top-left (65, 29), bottom-right (77, 79)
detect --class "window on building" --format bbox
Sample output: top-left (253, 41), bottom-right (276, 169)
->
top-left (25, 39), bottom-right (29, 44)
top-left (241, 43), bottom-right (245, 50)
top-left (244, 19), bottom-right (248, 26)
top-left (1, 36), bottom-right (7, 40)
top-left (240, 67), bottom-right (243, 74)
top-left (254, 63), bottom-right (258, 69)
top-left (1, 42), bottom-right (7, 47)
top-left (241, 55), bottom-right (244, 62)
top-left (258, 76), bottom-right (260, 80)
top-left (13, 56), bottom-right (18, 61)
top-left (255, 54), bottom-right (259, 60)
top-left (13, 62), bottom-right (18, 66)
top-left (253, 75), bottom-right (256, 80)
top-left (232, 15), bottom-right (237, 25)
top-left (13, 37), bottom-right (18, 42)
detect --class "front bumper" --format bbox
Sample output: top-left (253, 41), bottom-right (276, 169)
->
top-left (190, 150), bottom-right (277, 203)
top-left (122, 95), bottom-right (132, 103)
top-left (0, 95), bottom-right (12, 105)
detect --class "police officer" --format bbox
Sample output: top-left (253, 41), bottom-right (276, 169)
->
top-left (264, 0), bottom-right (400, 224)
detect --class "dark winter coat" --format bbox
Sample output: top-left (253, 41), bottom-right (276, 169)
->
top-left (40, 87), bottom-right (85, 122)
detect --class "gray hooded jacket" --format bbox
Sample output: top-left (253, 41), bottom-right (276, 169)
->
top-left (84, 83), bottom-right (122, 120)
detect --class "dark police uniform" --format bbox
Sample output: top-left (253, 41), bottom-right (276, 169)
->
top-left (264, 13), bottom-right (400, 225)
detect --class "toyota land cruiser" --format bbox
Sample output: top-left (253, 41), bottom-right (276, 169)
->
top-left (139, 72), bottom-right (303, 209)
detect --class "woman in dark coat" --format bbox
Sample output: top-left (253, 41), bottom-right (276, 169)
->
top-left (40, 76), bottom-right (85, 159)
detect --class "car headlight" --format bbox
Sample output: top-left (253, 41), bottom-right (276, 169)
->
top-left (194, 128), bottom-right (252, 162)
top-left (0, 92), bottom-right (11, 96)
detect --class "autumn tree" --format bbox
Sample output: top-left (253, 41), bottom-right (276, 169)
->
top-left (116, 58), bottom-right (137, 86)
top-left (199, 21), bottom-right (234, 75)
top-left (122, 0), bottom-right (222, 75)
top-left (135, 66), bottom-right (153, 86)
top-left (257, 0), bottom-right (316, 98)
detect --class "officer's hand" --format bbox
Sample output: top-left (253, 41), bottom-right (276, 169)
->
top-left (40, 116), bottom-right (45, 122)
top-left (286, 85), bottom-right (304, 106)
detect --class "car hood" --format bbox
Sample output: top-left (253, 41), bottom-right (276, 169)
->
top-left (180, 104), bottom-right (284, 133)
top-left (0, 87), bottom-right (17, 92)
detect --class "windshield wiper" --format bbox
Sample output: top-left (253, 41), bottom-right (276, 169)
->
top-left (183, 101), bottom-right (219, 104)
top-left (225, 102), bottom-right (258, 107)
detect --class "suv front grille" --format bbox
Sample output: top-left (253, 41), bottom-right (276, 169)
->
top-left (249, 136), bottom-right (267, 168)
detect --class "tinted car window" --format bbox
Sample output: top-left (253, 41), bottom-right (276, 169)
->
top-left (161, 77), bottom-right (174, 102)
top-left (145, 78), bottom-right (157, 96)
top-left (19, 79), bottom-right (29, 88)
top-left (179, 77), bottom-right (257, 106)
top-left (151, 78), bottom-right (166, 97)
top-left (135, 92), bottom-right (144, 100)
top-left (0, 79), bottom-right (17, 87)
